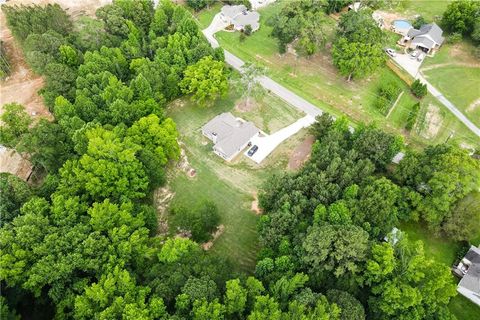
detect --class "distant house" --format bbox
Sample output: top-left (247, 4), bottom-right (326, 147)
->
top-left (405, 23), bottom-right (445, 54)
top-left (220, 5), bottom-right (260, 32)
top-left (453, 245), bottom-right (480, 307)
top-left (202, 112), bottom-right (259, 161)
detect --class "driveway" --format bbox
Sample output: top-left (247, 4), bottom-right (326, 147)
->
top-left (202, 13), bottom-right (408, 163)
top-left (246, 115), bottom-right (316, 164)
top-left (202, 13), bottom-right (227, 48)
top-left (390, 54), bottom-right (480, 138)
top-left (391, 53), bottom-right (422, 77)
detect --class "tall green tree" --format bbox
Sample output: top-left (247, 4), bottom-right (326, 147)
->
top-left (0, 103), bottom-right (31, 148)
top-left (180, 56), bottom-right (228, 106)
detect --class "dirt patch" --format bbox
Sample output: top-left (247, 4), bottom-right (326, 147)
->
top-left (0, 9), bottom-right (52, 120)
top-left (153, 186), bottom-right (175, 236)
top-left (466, 98), bottom-right (480, 112)
top-left (0, 147), bottom-right (33, 181)
top-left (374, 10), bottom-right (409, 29)
top-left (1, 1), bottom-right (112, 119)
top-left (421, 104), bottom-right (443, 139)
top-left (201, 224), bottom-right (225, 250)
top-left (250, 192), bottom-right (262, 215)
top-left (288, 135), bottom-right (315, 170)
top-left (235, 100), bottom-right (257, 113)
top-left (177, 143), bottom-right (196, 178)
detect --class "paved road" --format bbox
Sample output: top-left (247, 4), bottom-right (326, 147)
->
top-left (418, 74), bottom-right (480, 137)
top-left (391, 54), bottom-right (480, 138)
top-left (203, 17), bottom-right (405, 163)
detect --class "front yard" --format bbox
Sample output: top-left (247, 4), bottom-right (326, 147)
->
top-left (165, 88), bottom-right (307, 272)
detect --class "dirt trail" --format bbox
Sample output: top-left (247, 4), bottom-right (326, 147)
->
top-left (421, 62), bottom-right (480, 72)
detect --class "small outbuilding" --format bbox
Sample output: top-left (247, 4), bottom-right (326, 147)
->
top-left (220, 5), bottom-right (260, 32)
top-left (202, 112), bottom-right (259, 161)
top-left (453, 245), bottom-right (480, 307)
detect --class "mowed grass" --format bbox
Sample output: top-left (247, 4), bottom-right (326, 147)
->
top-left (197, 1), bottom-right (479, 149)
top-left (423, 66), bottom-right (480, 128)
top-left (166, 88), bottom-right (306, 272)
top-left (399, 0), bottom-right (452, 21)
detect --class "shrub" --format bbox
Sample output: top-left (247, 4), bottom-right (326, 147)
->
top-left (374, 81), bottom-right (401, 115)
top-left (0, 41), bottom-right (10, 79)
top-left (446, 32), bottom-right (463, 44)
top-left (405, 102), bottom-right (420, 131)
top-left (244, 24), bottom-right (253, 36)
top-left (410, 79), bottom-right (427, 98)
top-left (412, 15), bottom-right (426, 29)
top-left (171, 200), bottom-right (221, 242)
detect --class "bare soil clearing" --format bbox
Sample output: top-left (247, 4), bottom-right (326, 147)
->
top-left (201, 224), bottom-right (225, 250)
top-left (288, 135), bottom-right (315, 170)
top-left (153, 186), bottom-right (175, 236)
top-left (422, 104), bottom-right (443, 139)
top-left (0, 147), bottom-right (32, 181)
top-left (0, 8), bottom-right (51, 119)
top-left (250, 192), bottom-right (262, 215)
top-left (467, 98), bottom-right (480, 113)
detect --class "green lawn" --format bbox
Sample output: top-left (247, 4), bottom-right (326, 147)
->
top-left (193, 2), bottom-right (223, 30)
top-left (423, 66), bottom-right (480, 128)
top-left (196, 1), bottom-right (479, 149)
top-left (166, 89), bottom-right (306, 272)
top-left (399, 0), bottom-right (452, 21)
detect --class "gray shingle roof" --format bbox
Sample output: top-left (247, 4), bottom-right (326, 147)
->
top-left (407, 22), bottom-right (444, 48)
top-left (459, 246), bottom-right (480, 295)
top-left (202, 113), bottom-right (259, 159)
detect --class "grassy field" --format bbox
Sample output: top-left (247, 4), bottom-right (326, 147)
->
top-left (424, 66), bottom-right (480, 127)
top-left (166, 88), bottom-right (306, 272)
top-left (399, 0), bottom-right (452, 21)
top-left (197, 1), bottom-right (480, 149)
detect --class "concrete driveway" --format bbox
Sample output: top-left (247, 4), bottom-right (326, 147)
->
top-left (246, 115), bottom-right (316, 164)
top-left (202, 13), bottom-right (227, 48)
top-left (391, 53), bottom-right (423, 77)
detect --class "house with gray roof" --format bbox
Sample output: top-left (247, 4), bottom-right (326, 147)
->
top-left (202, 112), bottom-right (259, 161)
top-left (406, 22), bottom-right (445, 54)
top-left (220, 5), bottom-right (260, 32)
top-left (453, 245), bottom-right (480, 306)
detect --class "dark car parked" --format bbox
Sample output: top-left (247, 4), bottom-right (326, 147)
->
top-left (247, 145), bottom-right (258, 156)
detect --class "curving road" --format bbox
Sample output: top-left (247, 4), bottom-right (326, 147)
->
top-left (203, 18), bottom-right (323, 118)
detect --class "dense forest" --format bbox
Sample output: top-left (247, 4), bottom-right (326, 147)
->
top-left (1, 0), bottom-right (479, 319)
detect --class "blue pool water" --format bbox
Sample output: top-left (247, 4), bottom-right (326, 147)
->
top-left (393, 20), bottom-right (412, 29)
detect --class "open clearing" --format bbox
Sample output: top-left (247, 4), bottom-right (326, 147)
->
top-left (165, 89), bottom-right (308, 272)
top-left (199, 2), bottom-right (480, 150)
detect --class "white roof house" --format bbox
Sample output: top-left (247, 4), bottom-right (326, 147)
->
top-left (453, 246), bottom-right (480, 307)
top-left (202, 112), bottom-right (259, 161)
top-left (220, 5), bottom-right (260, 32)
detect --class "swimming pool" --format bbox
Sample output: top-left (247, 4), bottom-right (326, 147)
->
top-left (393, 20), bottom-right (412, 30)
